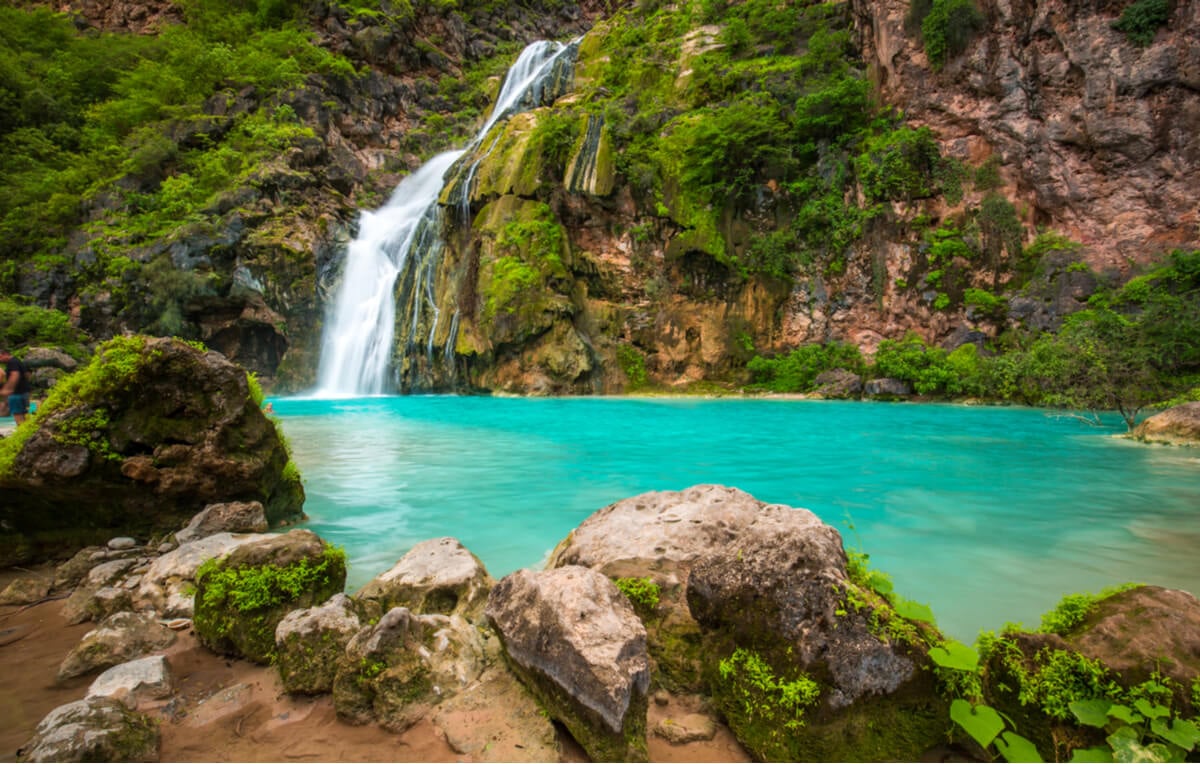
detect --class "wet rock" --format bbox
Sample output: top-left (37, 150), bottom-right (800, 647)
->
top-left (332, 607), bottom-right (486, 732)
top-left (355, 537), bottom-right (494, 623)
top-left (275, 593), bottom-right (362, 694)
top-left (1130, 402), bottom-right (1200, 446)
top-left (57, 611), bottom-right (176, 683)
top-left (175, 501), bottom-right (269, 544)
top-left (17, 696), bottom-right (160, 763)
top-left (486, 565), bottom-right (650, 762)
top-left (193, 530), bottom-right (346, 664)
top-left (87, 655), bottom-right (174, 709)
top-left (653, 712), bottom-right (717, 744)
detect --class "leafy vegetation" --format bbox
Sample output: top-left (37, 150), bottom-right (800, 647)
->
top-left (613, 576), bottom-right (661, 613)
top-left (716, 647), bottom-right (821, 733)
top-left (1112, 0), bottom-right (1173, 45)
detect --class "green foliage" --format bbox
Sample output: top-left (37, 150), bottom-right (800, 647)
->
top-left (1038, 584), bottom-right (1140, 636)
top-left (247, 372), bottom-right (265, 408)
top-left (616, 344), bottom-right (649, 390)
top-left (949, 699), bottom-right (1045, 762)
top-left (855, 127), bottom-right (941, 202)
top-left (613, 576), bottom-right (660, 612)
top-left (873, 332), bottom-right (958, 395)
top-left (196, 544), bottom-right (346, 614)
top-left (1112, 0), bottom-right (1172, 46)
top-left (0, 298), bottom-right (88, 357)
top-left (746, 342), bottom-right (865, 393)
top-left (717, 647), bottom-right (821, 733)
top-left (919, 0), bottom-right (986, 69)
top-left (964, 287), bottom-right (1008, 319)
top-left (483, 204), bottom-right (569, 323)
top-left (40, 336), bottom-right (149, 414)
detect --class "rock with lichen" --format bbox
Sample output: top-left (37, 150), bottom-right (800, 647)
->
top-left (18, 696), bottom-right (159, 763)
top-left (354, 537), bottom-right (494, 624)
top-left (274, 593), bottom-right (362, 695)
top-left (192, 529), bottom-right (346, 664)
top-left (0, 336), bottom-right (304, 567)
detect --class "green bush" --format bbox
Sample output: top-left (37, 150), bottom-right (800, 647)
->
top-left (1112, 0), bottom-right (1172, 45)
top-left (747, 342), bottom-right (865, 393)
top-left (855, 127), bottom-right (941, 202)
top-left (920, 0), bottom-right (986, 69)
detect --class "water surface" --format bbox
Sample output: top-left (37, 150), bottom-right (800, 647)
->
top-left (273, 396), bottom-right (1200, 641)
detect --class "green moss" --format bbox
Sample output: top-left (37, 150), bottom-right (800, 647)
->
top-left (194, 544), bottom-right (347, 663)
top-left (615, 345), bottom-right (649, 390)
top-left (613, 576), bottom-right (660, 614)
top-left (1038, 583), bottom-right (1142, 636)
top-left (716, 647), bottom-right (821, 733)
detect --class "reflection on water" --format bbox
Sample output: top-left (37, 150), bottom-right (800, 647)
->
top-left (273, 396), bottom-right (1200, 641)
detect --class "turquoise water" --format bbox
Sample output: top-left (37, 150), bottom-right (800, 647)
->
top-left (273, 396), bottom-right (1200, 641)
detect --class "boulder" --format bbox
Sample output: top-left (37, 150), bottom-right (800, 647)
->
top-left (355, 537), bottom-right (494, 623)
top-left (0, 336), bottom-right (305, 567)
top-left (813, 368), bottom-right (863, 398)
top-left (486, 565), bottom-right (650, 762)
top-left (193, 530), bottom-right (346, 663)
top-left (275, 593), bottom-right (362, 694)
top-left (57, 611), bottom-right (177, 683)
top-left (1130, 402), bottom-right (1200, 446)
top-left (981, 586), bottom-right (1200, 760)
top-left (332, 606), bottom-right (487, 732)
top-left (21, 347), bottom-right (79, 371)
top-left (134, 531), bottom-right (272, 618)
top-left (17, 697), bottom-right (159, 763)
top-left (0, 575), bottom-right (52, 605)
top-left (864, 377), bottom-right (913, 398)
top-left (548, 485), bottom-right (947, 761)
top-left (54, 546), bottom-right (112, 591)
top-left (87, 655), bottom-right (174, 709)
top-left (61, 558), bottom-right (139, 625)
top-left (175, 501), bottom-right (269, 544)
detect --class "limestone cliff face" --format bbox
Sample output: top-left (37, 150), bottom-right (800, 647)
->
top-left (853, 0), bottom-right (1200, 271)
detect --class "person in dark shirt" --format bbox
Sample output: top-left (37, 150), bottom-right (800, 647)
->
top-left (0, 349), bottom-right (32, 424)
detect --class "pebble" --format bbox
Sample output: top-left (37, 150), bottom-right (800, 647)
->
top-left (107, 537), bottom-right (138, 551)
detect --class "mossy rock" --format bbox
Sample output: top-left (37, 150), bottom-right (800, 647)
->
top-left (193, 530), bottom-right (347, 664)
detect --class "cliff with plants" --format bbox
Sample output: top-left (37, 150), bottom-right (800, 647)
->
top-left (1, 0), bottom-right (1196, 403)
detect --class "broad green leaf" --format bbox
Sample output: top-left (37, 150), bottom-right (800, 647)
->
top-left (1071, 699), bottom-right (1113, 728)
top-left (1070, 746), bottom-right (1113, 762)
top-left (893, 597), bottom-right (936, 624)
top-left (1135, 699), bottom-right (1170, 719)
top-left (1152, 718), bottom-right (1200, 751)
top-left (1108, 726), bottom-right (1167, 763)
top-left (950, 699), bottom-right (1004, 748)
top-left (929, 641), bottom-right (979, 672)
top-left (1145, 742), bottom-right (1183, 763)
top-left (1108, 704), bottom-right (1144, 725)
top-left (996, 731), bottom-right (1044, 762)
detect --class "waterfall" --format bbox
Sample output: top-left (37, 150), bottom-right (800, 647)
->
top-left (315, 39), bottom-right (577, 396)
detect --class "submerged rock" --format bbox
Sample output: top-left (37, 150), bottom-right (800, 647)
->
top-left (355, 537), bottom-right (494, 623)
top-left (0, 336), bottom-right (305, 567)
top-left (193, 529), bottom-right (346, 664)
top-left (486, 565), bottom-right (651, 762)
top-left (1130, 402), bottom-right (1200, 446)
top-left (18, 697), bottom-right (160, 763)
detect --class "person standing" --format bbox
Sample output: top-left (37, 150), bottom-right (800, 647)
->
top-left (0, 349), bottom-right (31, 425)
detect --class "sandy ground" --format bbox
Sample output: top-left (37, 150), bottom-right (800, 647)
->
top-left (0, 567), bottom-right (749, 763)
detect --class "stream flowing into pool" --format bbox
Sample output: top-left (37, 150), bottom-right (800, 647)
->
top-left (272, 396), bottom-right (1200, 641)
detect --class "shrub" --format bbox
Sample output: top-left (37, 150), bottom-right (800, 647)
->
top-left (1112, 0), bottom-right (1172, 45)
top-left (920, 0), bottom-right (986, 69)
top-left (747, 342), bottom-right (865, 393)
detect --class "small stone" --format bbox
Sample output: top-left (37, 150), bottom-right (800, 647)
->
top-left (654, 712), bottom-right (718, 744)
top-left (165, 618), bottom-right (191, 631)
top-left (157, 542), bottom-right (176, 554)
top-left (107, 537), bottom-right (137, 551)
top-left (653, 690), bottom-right (670, 706)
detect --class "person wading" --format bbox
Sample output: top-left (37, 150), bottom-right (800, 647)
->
top-left (0, 349), bottom-right (32, 425)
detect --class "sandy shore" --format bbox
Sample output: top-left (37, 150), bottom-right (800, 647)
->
top-left (0, 566), bottom-right (749, 763)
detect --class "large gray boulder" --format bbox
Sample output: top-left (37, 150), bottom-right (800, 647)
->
top-left (0, 336), bottom-right (304, 567)
top-left (193, 529), bottom-right (346, 664)
top-left (87, 656), bottom-right (175, 710)
top-left (275, 593), bottom-right (362, 694)
top-left (486, 565), bottom-right (650, 762)
top-left (548, 484), bottom-right (947, 761)
top-left (332, 606), bottom-right (487, 732)
top-left (1130, 402), bottom-right (1200, 446)
top-left (57, 611), bottom-right (176, 683)
top-left (355, 537), bottom-right (494, 623)
top-left (18, 697), bottom-right (159, 763)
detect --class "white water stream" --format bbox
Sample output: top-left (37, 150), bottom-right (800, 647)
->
top-left (315, 40), bottom-right (575, 396)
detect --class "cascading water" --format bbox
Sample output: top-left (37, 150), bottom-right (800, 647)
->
top-left (315, 39), bottom-right (577, 396)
